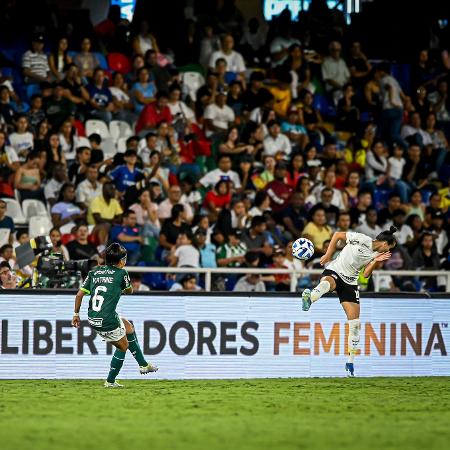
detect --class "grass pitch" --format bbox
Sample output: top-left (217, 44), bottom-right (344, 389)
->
top-left (1, 378), bottom-right (449, 450)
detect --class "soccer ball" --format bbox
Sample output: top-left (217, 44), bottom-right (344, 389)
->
top-left (292, 238), bottom-right (315, 261)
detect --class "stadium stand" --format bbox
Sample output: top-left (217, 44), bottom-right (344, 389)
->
top-left (0, 1), bottom-right (449, 292)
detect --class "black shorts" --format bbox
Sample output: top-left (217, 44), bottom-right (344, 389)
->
top-left (322, 269), bottom-right (360, 304)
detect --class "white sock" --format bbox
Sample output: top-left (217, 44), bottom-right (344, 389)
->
top-left (347, 318), bottom-right (361, 363)
top-left (311, 280), bottom-right (331, 302)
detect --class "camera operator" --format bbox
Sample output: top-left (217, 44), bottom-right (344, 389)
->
top-left (0, 261), bottom-right (17, 289)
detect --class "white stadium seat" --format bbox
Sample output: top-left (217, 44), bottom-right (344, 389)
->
top-left (28, 216), bottom-right (52, 238)
top-left (77, 136), bottom-right (91, 148)
top-left (181, 71), bottom-right (205, 102)
top-left (22, 199), bottom-right (49, 220)
top-left (117, 137), bottom-right (128, 153)
top-left (0, 228), bottom-right (11, 246)
top-left (3, 198), bottom-right (26, 224)
top-left (85, 120), bottom-right (111, 139)
top-left (109, 120), bottom-right (132, 142)
top-left (102, 138), bottom-right (118, 158)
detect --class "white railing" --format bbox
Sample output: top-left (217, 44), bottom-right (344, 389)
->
top-left (126, 266), bottom-right (450, 292)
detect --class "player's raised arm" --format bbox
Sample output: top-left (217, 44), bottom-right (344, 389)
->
top-left (320, 231), bottom-right (347, 266)
top-left (72, 289), bottom-right (85, 328)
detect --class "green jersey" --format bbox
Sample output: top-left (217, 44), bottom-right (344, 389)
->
top-left (80, 265), bottom-right (131, 331)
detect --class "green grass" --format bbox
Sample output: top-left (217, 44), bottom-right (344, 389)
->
top-left (1, 378), bottom-right (449, 450)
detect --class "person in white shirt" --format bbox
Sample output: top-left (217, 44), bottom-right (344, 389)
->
top-left (75, 164), bottom-right (102, 210)
top-left (209, 33), bottom-right (246, 77)
top-left (312, 170), bottom-right (345, 211)
top-left (321, 41), bottom-right (350, 102)
top-left (8, 115), bottom-right (34, 161)
top-left (199, 154), bottom-right (241, 190)
top-left (168, 84), bottom-right (195, 124)
top-left (157, 185), bottom-right (193, 222)
top-left (302, 228), bottom-right (397, 377)
top-left (387, 144), bottom-right (406, 181)
top-left (400, 112), bottom-right (432, 147)
top-left (384, 210), bottom-right (413, 245)
top-left (168, 232), bottom-right (200, 268)
top-left (355, 208), bottom-right (382, 239)
top-left (233, 274), bottom-right (266, 292)
top-left (263, 120), bottom-right (291, 158)
top-left (203, 92), bottom-right (235, 137)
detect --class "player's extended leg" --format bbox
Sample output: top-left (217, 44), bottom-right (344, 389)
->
top-left (122, 318), bottom-right (158, 374)
top-left (105, 336), bottom-right (129, 388)
top-left (302, 276), bottom-right (336, 311)
top-left (341, 301), bottom-right (361, 377)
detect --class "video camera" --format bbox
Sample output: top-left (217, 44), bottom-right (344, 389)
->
top-left (15, 236), bottom-right (98, 289)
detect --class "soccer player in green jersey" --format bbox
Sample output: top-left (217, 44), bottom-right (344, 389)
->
top-left (71, 242), bottom-right (158, 388)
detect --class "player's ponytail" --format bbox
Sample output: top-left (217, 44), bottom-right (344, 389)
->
top-left (375, 226), bottom-right (397, 247)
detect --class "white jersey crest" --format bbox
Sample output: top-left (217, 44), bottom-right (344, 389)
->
top-left (327, 232), bottom-right (378, 285)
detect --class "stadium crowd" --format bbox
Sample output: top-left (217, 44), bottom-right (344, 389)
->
top-left (0, 1), bottom-right (449, 292)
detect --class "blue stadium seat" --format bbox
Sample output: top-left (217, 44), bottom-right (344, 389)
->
top-left (373, 189), bottom-right (391, 210)
top-left (93, 52), bottom-right (108, 70)
top-left (391, 63), bottom-right (411, 95)
top-left (25, 84), bottom-right (41, 101)
top-left (421, 190), bottom-right (433, 204)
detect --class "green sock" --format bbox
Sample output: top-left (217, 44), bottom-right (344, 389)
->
top-left (127, 332), bottom-right (147, 366)
top-left (106, 349), bottom-right (126, 383)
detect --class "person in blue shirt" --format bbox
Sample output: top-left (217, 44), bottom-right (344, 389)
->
top-left (131, 67), bottom-right (156, 114)
top-left (110, 209), bottom-right (143, 265)
top-left (109, 150), bottom-right (143, 194)
top-left (281, 106), bottom-right (309, 151)
top-left (195, 228), bottom-right (217, 268)
top-left (0, 199), bottom-right (15, 244)
top-left (86, 68), bottom-right (113, 123)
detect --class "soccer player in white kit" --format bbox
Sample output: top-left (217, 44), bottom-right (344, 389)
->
top-left (301, 226), bottom-right (398, 376)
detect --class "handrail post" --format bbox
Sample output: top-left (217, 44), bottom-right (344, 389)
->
top-left (447, 273), bottom-right (450, 292)
top-left (290, 271), bottom-right (297, 292)
top-left (373, 272), bottom-right (380, 292)
top-left (205, 270), bottom-right (212, 292)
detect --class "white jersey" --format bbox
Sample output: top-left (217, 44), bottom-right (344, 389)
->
top-left (326, 232), bottom-right (378, 285)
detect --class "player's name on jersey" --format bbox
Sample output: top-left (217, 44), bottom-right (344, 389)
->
top-left (92, 276), bottom-right (115, 285)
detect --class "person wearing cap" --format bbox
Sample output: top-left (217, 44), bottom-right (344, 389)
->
top-left (263, 120), bottom-right (291, 159)
top-left (217, 228), bottom-right (247, 268)
top-left (268, 246), bottom-right (290, 291)
top-left (203, 89), bottom-right (235, 138)
top-left (265, 161), bottom-right (293, 215)
top-left (109, 150), bottom-right (143, 194)
top-left (281, 106), bottom-right (309, 150)
top-left (22, 34), bottom-right (51, 83)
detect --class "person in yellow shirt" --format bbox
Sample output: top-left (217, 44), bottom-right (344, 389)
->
top-left (438, 180), bottom-right (450, 212)
top-left (268, 68), bottom-right (292, 118)
top-left (88, 182), bottom-right (123, 244)
top-left (302, 207), bottom-right (333, 254)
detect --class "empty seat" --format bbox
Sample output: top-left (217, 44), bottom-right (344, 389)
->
top-left (117, 137), bottom-right (128, 153)
top-left (3, 198), bottom-right (26, 224)
top-left (102, 138), bottom-right (117, 158)
top-left (29, 216), bottom-right (52, 238)
top-left (109, 120), bottom-right (132, 142)
top-left (22, 199), bottom-right (49, 220)
top-left (85, 119), bottom-right (111, 139)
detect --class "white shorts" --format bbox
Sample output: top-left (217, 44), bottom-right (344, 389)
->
top-left (94, 318), bottom-right (126, 343)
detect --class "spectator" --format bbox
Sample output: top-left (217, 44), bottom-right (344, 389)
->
top-left (199, 154), bottom-right (241, 190)
top-left (169, 273), bottom-right (202, 292)
top-left (233, 272), bottom-right (266, 292)
top-left (8, 115), bottom-right (34, 161)
top-left (248, 191), bottom-right (271, 218)
top-left (217, 228), bottom-right (247, 267)
top-left (109, 149), bottom-right (143, 195)
top-left (158, 185), bottom-right (193, 222)
top-left (282, 192), bottom-right (306, 239)
top-left (68, 146), bottom-right (91, 185)
top-left (75, 164), bottom-right (102, 210)
top-left (88, 133), bottom-right (106, 166)
top-left (302, 207), bottom-right (333, 254)
top-left (355, 207), bottom-right (382, 239)
top-left (402, 144), bottom-right (427, 190)
top-left (49, 227), bottom-right (69, 260)
top-left (66, 223), bottom-right (99, 261)
top-left (411, 232), bottom-right (441, 290)
top-left (321, 41), bottom-right (350, 104)
top-left (267, 246), bottom-right (290, 291)
top-left (242, 72), bottom-right (271, 114)
top-left (348, 42), bottom-right (372, 87)
top-left (144, 50), bottom-right (171, 93)
top-left (109, 72), bottom-right (136, 125)
top-left (336, 83), bottom-right (360, 132)
top-left (74, 37), bottom-right (99, 79)
top-left (168, 231), bottom-right (199, 268)
top-left (312, 169), bottom-right (345, 210)
top-left (342, 170), bottom-right (360, 210)
top-left (44, 163), bottom-right (68, 206)
top-left (203, 179), bottom-right (232, 216)
top-left (203, 90), bottom-right (235, 138)
top-left (168, 84), bottom-right (196, 125)
top-left (428, 79), bottom-right (449, 125)
top-left (110, 209), bottom-right (143, 265)
top-left (387, 209), bottom-right (414, 245)
top-left (241, 215), bottom-right (267, 254)
top-left (0, 86), bottom-right (15, 126)
top-left (195, 228), bottom-right (217, 268)
top-left (130, 273), bottom-right (151, 292)
top-left (268, 68), bottom-right (292, 117)
top-left (401, 111), bottom-right (432, 147)
top-left (426, 211), bottom-right (448, 255)
top-left (219, 126), bottom-right (254, 156)
top-left (48, 37), bottom-right (72, 81)
top-left (159, 204), bottom-right (191, 252)
top-left (0, 199), bottom-right (14, 243)
top-left (58, 119), bottom-right (80, 161)
top-left (0, 130), bottom-right (19, 180)
top-left (132, 67), bottom-right (156, 114)
top-left (26, 95), bottom-right (46, 132)
top-left (132, 20), bottom-right (160, 57)
top-left (14, 151), bottom-right (45, 202)
top-left (281, 107), bottom-right (309, 150)
top-left (209, 33), bottom-right (246, 82)
top-left (51, 182), bottom-right (86, 230)
top-left (87, 182), bottom-right (123, 244)
top-left (263, 120), bottom-right (291, 159)
top-left (41, 132), bottom-right (66, 177)
top-left (61, 64), bottom-right (88, 106)
top-left (0, 243), bottom-right (15, 268)
top-left (284, 43), bottom-right (312, 98)
top-left (0, 261), bottom-right (17, 289)
top-left (387, 143), bottom-right (406, 186)
top-left (310, 188), bottom-right (340, 227)
top-left (265, 161), bottom-right (293, 215)
top-left (375, 63), bottom-right (408, 147)
top-left (22, 34), bottom-right (51, 83)
top-left (180, 177), bottom-right (202, 214)
top-left (135, 91), bottom-right (172, 134)
top-left (129, 188), bottom-right (160, 238)
top-left (86, 68), bottom-right (114, 124)
top-left (365, 140), bottom-right (388, 186)
top-left (404, 189), bottom-right (426, 221)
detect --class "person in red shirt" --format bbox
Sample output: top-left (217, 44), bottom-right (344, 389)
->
top-left (135, 91), bottom-right (172, 134)
top-left (203, 179), bottom-right (232, 216)
top-left (265, 161), bottom-right (293, 217)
